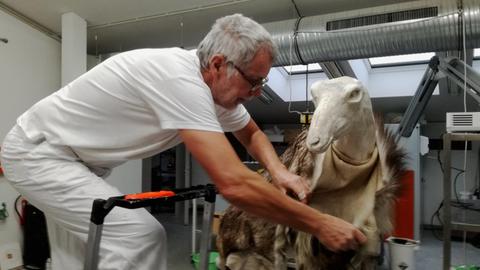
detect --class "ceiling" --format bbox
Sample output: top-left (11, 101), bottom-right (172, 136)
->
top-left (0, 0), bottom-right (473, 127)
top-left (0, 0), bottom-right (414, 54)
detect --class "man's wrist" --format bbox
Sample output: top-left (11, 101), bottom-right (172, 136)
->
top-left (269, 164), bottom-right (287, 183)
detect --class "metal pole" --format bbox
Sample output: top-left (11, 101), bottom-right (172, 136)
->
top-left (192, 198), bottom-right (197, 256)
top-left (184, 150), bottom-right (191, 225)
top-left (84, 199), bottom-right (112, 270)
top-left (84, 222), bottom-right (103, 270)
top-left (198, 199), bottom-right (215, 270)
top-left (443, 133), bottom-right (452, 270)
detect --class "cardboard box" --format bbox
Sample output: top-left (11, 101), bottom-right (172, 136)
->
top-left (212, 212), bottom-right (223, 235)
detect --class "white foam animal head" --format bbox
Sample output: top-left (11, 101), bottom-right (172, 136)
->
top-left (306, 76), bottom-right (372, 153)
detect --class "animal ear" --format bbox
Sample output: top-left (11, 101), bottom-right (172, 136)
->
top-left (346, 86), bottom-right (363, 103)
top-left (310, 85), bottom-right (320, 106)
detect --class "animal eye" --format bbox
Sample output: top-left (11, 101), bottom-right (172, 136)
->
top-left (350, 89), bottom-right (359, 97)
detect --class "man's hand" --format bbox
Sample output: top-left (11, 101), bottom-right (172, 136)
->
top-left (315, 214), bottom-right (368, 252)
top-left (271, 168), bottom-right (310, 204)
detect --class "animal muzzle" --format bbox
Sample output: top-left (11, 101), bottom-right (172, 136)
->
top-left (306, 134), bottom-right (332, 153)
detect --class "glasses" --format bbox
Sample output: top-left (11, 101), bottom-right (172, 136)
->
top-left (230, 63), bottom-right (268, 92)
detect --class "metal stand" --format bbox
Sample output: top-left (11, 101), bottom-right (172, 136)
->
top-left (442, 133), bottom-right (480, 270)
top-left (83, 184), bottom-right (217, 270)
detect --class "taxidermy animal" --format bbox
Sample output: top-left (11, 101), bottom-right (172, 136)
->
top-left (217, 76), bottom-right (407, 270)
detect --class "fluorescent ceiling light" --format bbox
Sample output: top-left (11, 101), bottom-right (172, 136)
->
top-left (283, 63), bottom-right (322, 74)
top-left (370, 52), bottom-right (435, 66)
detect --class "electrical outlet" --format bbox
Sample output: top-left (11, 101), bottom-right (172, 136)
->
top-left (0, 243), bottom-right (23, 270)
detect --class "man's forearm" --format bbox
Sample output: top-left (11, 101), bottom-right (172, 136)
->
top-left (221, 168), bottom-right (320, 233)
top-left (234, 121), bottom-right (285, 172)
top-left (248, 131), bottom-right (284, 170)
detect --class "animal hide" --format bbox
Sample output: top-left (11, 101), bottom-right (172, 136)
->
top-left (217, 116), bottom-right (406, 270)
top-left (276, 138), bottom-right (383, 269)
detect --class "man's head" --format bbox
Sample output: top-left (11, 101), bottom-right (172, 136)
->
top-left (197, 13), bottom-right (277, 70)
top-left (197, 14), bottom-right (277, 109)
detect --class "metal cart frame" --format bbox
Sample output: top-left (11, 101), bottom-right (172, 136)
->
top-left (83, 184), bottom-right (217, 270)
top-left (442, 134), bottom-right (480, 269)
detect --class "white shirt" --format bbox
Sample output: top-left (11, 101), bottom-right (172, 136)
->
top-left (17, 48), bottom-right (250, 167)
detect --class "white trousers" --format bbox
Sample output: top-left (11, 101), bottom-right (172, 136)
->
top-left (0, 125), bottom-right (167, 270)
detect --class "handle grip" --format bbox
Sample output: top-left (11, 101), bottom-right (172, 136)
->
top-left (124, 190), bottom-right (176, 200)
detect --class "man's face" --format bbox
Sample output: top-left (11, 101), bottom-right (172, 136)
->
top-left (211, 48), bottom-right (272, 109)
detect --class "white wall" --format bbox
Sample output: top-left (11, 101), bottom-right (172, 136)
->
top-left (61, 12), bottom-right (86, 87)
top-left (0, 9), bottom-right (61, 247)
top-left (190, 158), bottom-right (230, 211)
top-left (105, 160), bottom-right (142, 194)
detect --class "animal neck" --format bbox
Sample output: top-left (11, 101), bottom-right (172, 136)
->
top-left (333, 112), bottom-right (376, 163)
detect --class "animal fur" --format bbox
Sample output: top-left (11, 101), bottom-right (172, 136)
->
top-left (217, 78), bottom-right (407, 270)
top-left (275, 115), bottom-right (406, 270)
top-left (217, 118), bottom-right (406, 270)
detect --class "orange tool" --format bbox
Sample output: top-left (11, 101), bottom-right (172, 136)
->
top-left (124, 190), bottom-right (176, 200)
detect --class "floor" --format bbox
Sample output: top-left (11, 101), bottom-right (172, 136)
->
top-left (155, 212), bottom-right (480, 270)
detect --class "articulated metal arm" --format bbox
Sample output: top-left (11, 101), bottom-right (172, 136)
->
top-left (398, 56), bottom-right (440, 137)
top-left (437, 57), bottom-right (480, 104)
top-left (398, 56), bottom-right (480, 137)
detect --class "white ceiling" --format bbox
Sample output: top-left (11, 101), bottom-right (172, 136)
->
top-left (0, 0), bottom-right (413, 54)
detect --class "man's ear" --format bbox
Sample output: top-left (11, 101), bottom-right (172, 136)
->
top-left (209, 54), bottom-right (226, 71)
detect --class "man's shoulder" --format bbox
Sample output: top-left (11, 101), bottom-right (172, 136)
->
top-left (114, 47), bottom-right (193, 61)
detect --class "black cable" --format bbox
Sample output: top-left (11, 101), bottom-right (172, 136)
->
top-left (14, 195), bottom-right (22, 219)
top-left (430, 200), bottom-right (444, 241)
top-left (437, 149), bottom-right (464, 173)
top-left (290, 0), bottom-right (302, 18)
top-left (305, 64), bottom-right (309, 112)
top-left (457, 1), bottom-right (464, 52)
top-left (477, 145), bottom-right (480, 196)
top-left (293, 17), bottom-right (306, 65)
top-left (437, 149), bottom-right (445, 173)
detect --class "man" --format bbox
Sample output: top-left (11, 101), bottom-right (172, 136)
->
top-left (0, 14), bottom-right (366, 269)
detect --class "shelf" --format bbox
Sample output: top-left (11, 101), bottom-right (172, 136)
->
top-left (451, 222), bottom-right (480, 232)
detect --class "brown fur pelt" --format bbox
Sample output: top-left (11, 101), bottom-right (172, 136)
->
top-left (217, 116), bottom-right (407, 270)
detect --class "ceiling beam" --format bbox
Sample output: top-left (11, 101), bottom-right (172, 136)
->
top-left (319, 60), bottom-right (356, 79)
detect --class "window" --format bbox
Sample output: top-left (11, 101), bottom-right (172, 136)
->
top-left (370, 49), bottom-right (480, 67)
top-left (283, 63), bottom-right (322, 75)
top-left (369, 52), bottom-right (435, 67)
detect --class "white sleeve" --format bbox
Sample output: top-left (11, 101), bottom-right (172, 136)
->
top-left (215, 104), bottom-right (251, 132)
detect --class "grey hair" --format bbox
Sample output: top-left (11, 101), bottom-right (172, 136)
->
top-left (196, 13), bottom-right (277, 70)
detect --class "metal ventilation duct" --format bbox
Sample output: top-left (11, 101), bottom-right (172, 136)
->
top-left (263, 0), bottom-right (480, 66)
